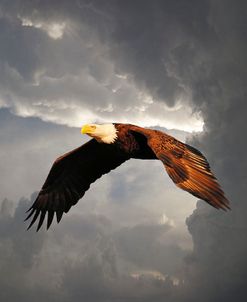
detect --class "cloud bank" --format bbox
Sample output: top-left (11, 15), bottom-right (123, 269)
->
top-left (0, 193), bottom-right (187, 302)
top-left (0, 0), bottom-right (203, 131)
top-left (0, 0), bottom-right (246, 301)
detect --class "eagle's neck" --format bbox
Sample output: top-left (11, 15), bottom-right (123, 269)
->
top-left (95, 124), bottom-right (118, 144)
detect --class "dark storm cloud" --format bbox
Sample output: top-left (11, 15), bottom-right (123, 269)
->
top-left (0, 0), bottom-right (246, 301)
top-left (1, 0), bottom-right (209, 105)
top-left (179, 1), bottom-right (247, 300)
top-left (0, 0), bottom-right (203, 130)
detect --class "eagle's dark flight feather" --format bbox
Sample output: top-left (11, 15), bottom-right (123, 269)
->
top-left (26, 139), bottom-right (129, 231)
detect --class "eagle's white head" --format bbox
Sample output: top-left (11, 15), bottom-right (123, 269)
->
top-left (81, 123), bottom-right (118, 144)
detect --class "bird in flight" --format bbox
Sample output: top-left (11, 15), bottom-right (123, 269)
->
top-left (25, 123), bottom-right (230, 231)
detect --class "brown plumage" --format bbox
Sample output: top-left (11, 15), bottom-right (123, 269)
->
top-left (25, 123), bottom-right (230, 231)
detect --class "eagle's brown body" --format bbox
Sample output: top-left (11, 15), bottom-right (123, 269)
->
top-left (25, 123), bottom-right (230, 231)
top-left (114, 124), bottom-right (156, 159)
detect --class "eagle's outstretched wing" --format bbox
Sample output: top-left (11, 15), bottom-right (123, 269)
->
top-left (130, 127), bottom-right (230, 210)
top-left (150, 135), bottom-right (230, 210)
top-left (25, 139), bottom-right (129, 231)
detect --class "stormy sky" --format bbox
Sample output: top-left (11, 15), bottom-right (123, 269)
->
top-left (0, 1), bottom-right (246, 301)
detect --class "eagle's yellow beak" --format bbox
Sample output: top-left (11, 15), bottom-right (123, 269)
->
top-left (81, 124), bottom-right (96, 135)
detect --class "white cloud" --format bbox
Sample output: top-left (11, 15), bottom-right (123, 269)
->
top-left (46, 22), bottom-right (66, 39)
top-left (21, 17), bottom-right (66, 39)
top-left (160, 213), bottom-right (175, 227)
top-left (1, 70), bottom-right (203, 132)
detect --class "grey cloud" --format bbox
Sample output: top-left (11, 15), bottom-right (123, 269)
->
top-left (0, 193), bottom-right (45, 268)
top-left (0, 1), bottom-right (203, 130)
top-left (0, 1), bottom-right (246, 301)
top-left (0, 109), bottom-right (85, 201)
top-left (177, 1), bottom-right (247, 301)
top-left (0, 193), bottom-right (185, 302)
top-left (0, 0), bottom-right (210, 106)
top-left (115, 223), bottom-right (186, 276)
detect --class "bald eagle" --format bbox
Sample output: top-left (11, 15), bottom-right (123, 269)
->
top-left (25, 123), bottom-right (230, 231)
